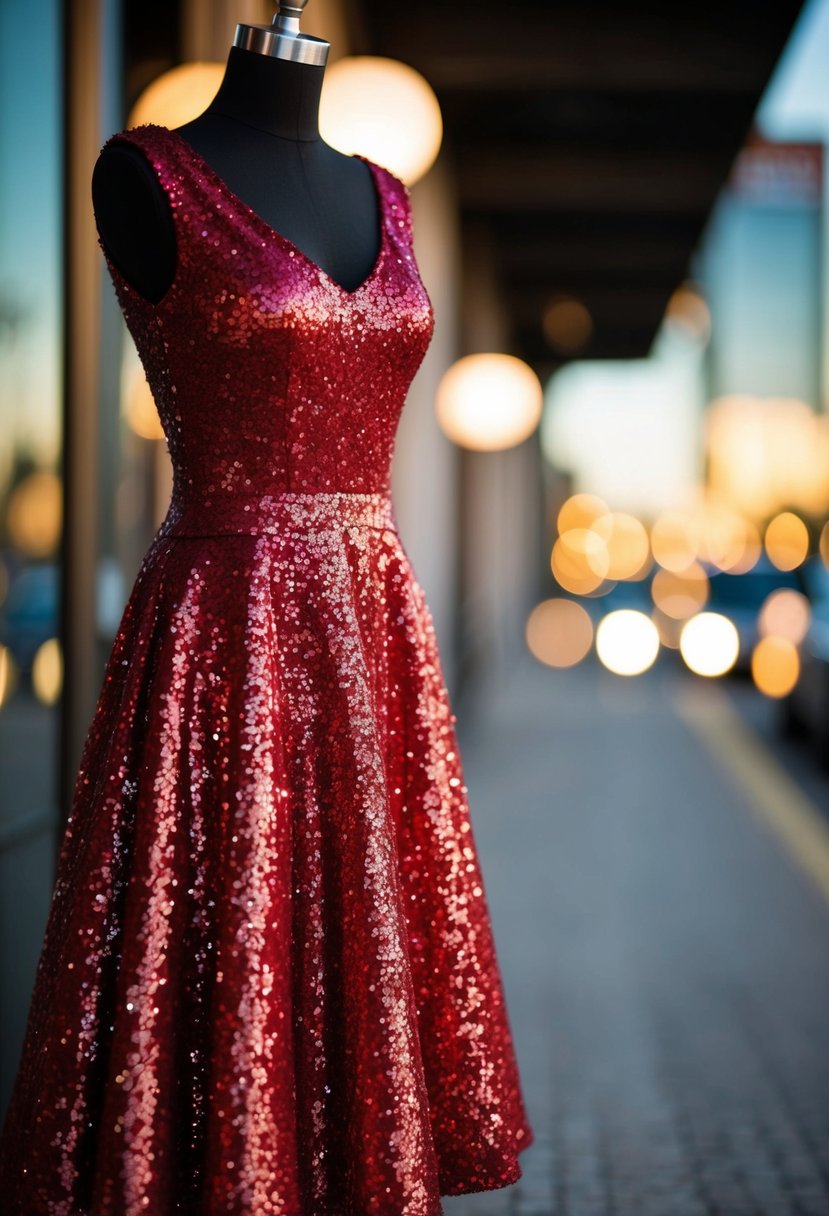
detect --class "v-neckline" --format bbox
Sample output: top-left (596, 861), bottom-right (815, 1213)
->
top-left (133, 122), bottom-right (388, 298)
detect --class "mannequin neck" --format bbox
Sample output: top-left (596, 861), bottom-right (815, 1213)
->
top-left (204, 44), bottom-right (324, 142)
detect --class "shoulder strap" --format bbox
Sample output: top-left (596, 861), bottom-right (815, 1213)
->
top-left (376, 163), bottom-right (415, 248)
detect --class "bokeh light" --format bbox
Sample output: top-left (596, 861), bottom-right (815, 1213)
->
top-left (751, 636), bottom-right (800, 698)
top-left (550, 533), bottom-right (607, 595)
top-left (764, 511), bottom-right (809, 571)
top-left (436, 354), bottom-right (543, 451)
top-left (6, 471), bottom-right (62, 558)
top-left (320, 56), bottom-right (442, 184)
top-left (32, 637), bottom-right (62, 705)
top-left (679, 612), bottom-right (739, 677)
top-left (129, 62), bottom-right (225, 130)
top-left (561, 528), bottom-right (610, 579)
top-left (591, 512), bottom-right (651, 580)
top-left (556, 493), bottom-right (609, 534)
top-left (650, 510), bottom-right (700, 573)
top-left (595, 609), bottom-right (660, 676)
top-left (542, 294), bottom-right (594, 355)
top-left (693, 497), bottom-right (761, 572)
top-left (0, 645), bottom-right (17, 708)
top-left (757, 588), bottom-right (811, 645)
top-left (525, 598), bottom-right (594, 668)
top-left (651, 562), bottom-right (709, 620)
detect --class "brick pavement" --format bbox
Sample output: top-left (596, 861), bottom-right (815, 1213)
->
top-left (444, 652), bottom-right (829, 1216)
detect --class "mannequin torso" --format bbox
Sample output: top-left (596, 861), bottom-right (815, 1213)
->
top-left (91, 46), bottom-right (382, 303)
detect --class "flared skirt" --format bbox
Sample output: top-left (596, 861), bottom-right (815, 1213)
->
top-left (0, 491), bottom-right (533, 1215)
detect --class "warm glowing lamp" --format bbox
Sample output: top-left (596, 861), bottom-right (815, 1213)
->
top-left (436, 354), bottom-right (543, 451)
top-left (320, 56), bottom-right (442, 184)
top-left (128, 63), bottom-right (226, 130)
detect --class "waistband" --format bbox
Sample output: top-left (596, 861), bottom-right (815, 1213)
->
top-left (157, 489), bottom-right (399, 539)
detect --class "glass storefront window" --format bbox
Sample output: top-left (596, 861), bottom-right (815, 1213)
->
top-left (0, 0), bottom-right (62, 1111)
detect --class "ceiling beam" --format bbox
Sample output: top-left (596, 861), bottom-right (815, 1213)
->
top-left (456, 148), bottom-right (731, 213)
top-left (360, 0), bottom-right (806, 359)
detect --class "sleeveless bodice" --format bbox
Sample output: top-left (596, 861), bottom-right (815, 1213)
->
top-left (96, 124), bottom-right (435, 511)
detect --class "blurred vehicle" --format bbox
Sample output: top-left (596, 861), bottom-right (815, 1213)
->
top-left (703, 557), bottom-right (807, 674)
top-left (780, 556), bottom-right (829, 768)
top-left (0, 562), bottom-right (59, 680)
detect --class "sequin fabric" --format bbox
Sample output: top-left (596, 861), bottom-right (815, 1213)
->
top-left (0, 123), bottom-right (533, 1215)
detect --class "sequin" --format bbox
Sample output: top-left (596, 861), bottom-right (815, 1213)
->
top-left (0, 122), bottom-right (533, 1215)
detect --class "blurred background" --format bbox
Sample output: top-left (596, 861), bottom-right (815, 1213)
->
top-left (2, 0), bottom-right (829, 1210)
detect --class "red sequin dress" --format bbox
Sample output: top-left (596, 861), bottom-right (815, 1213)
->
top-left (0, 123), bottom-right (533, 1215)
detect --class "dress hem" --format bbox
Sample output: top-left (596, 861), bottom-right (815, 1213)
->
top-left (438, 1123), bottom-right (535, 1198)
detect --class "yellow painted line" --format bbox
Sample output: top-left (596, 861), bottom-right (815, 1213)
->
top-left (674, 681), bottom-right (829, 907)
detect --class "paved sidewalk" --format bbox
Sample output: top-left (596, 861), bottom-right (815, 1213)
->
top-left (445, 651), bottom-right (829, 1216)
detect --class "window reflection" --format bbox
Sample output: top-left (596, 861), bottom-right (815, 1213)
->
top-left (0, 0), bottom-right (62, 1113)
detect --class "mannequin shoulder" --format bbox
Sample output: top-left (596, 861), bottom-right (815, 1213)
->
top-left (92, 141), bottom-right (176, 304)
top-left (91, 140), bottom-right (175, 236)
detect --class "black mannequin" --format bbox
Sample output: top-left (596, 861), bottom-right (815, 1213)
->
top-left (91, 45), bottom-right (382, 304)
